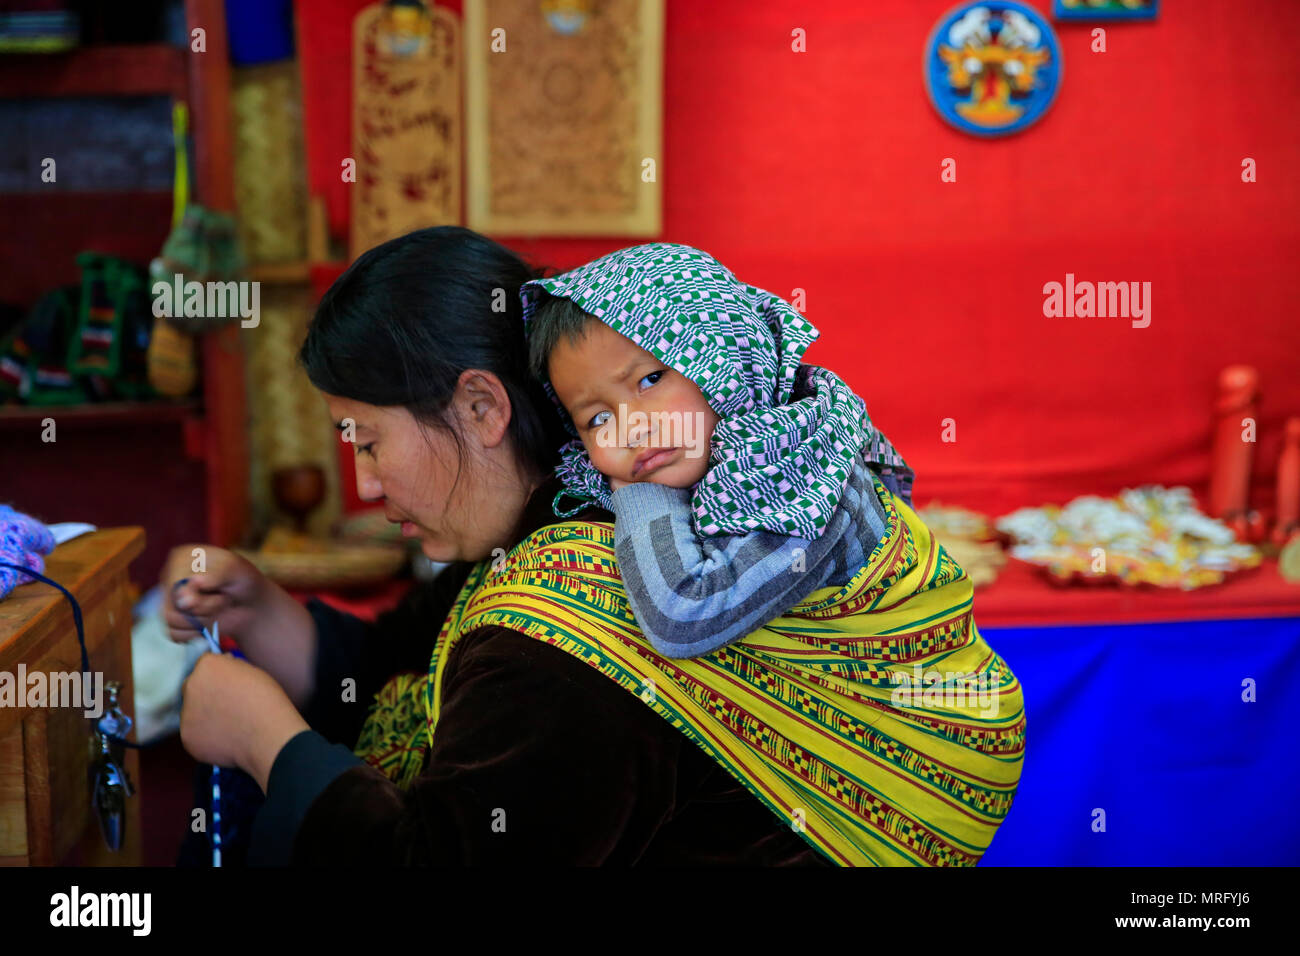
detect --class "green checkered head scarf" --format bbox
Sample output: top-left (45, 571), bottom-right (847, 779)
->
top-left (521, 243), bottom-right (912, 538)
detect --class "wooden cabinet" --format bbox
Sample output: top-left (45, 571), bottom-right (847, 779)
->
top-left (0, 528), bottom-right (144, 866)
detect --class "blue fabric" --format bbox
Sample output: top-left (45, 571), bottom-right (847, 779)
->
top-left (224, 0), bottom-right (294, 65)
top-left (0, 503), bottom-right (56, 600)
top-left (979, 615), bottom-right (1300, 865)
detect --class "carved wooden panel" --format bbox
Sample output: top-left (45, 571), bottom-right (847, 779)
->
top-left (351, 1), bottom-right (462, 259)
top-left (465, 0), bottom-right (663, 236)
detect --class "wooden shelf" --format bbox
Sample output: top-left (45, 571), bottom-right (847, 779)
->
top-left (249, 261), bottom-right (313, 284)
top-left (0, 399), bottom-right (199, 430)
top-left (0, 44), bottom-right (187, 100)
top-left (248, 198), bottom-right (343, 284)
top-left (250, 260), bottom-right (348, 284)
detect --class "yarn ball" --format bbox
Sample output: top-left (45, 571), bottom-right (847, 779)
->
top-left (0, 504), bottom-right (56, 600)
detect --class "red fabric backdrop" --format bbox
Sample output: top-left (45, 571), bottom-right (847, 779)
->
top-left (295, 0), bottom-right (1300, 520)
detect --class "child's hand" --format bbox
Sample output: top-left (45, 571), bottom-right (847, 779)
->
top-left (608, 476), bottom-right (631, 492)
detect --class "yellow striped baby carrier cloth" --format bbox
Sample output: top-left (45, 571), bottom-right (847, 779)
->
top-left (354, 473), bottom-right (1026, 866)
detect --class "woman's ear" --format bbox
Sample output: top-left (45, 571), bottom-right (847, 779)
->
top-left (453, 369), bottom-right (512, 448)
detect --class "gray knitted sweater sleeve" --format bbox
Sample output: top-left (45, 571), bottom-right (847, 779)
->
top-left (608, 460), bottom-right (890, 659)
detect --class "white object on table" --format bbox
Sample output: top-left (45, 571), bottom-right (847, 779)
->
top-left (48, 522), bottom-right (98, 546)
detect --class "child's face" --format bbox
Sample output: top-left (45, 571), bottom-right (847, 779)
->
top-left (547, 319), bottom-right (719, 489)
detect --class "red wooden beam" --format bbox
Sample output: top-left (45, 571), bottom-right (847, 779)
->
top-left (185, 0), bottom-right (250, 548)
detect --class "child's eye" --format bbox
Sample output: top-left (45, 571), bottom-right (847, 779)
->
top-left (638, 370), bottom-right (664, 390)
top-left (355, 443), bottom-right (375, 457)
top-left (586, 410), bottom-right (612, 430)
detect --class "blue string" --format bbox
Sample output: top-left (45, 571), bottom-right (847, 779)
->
top-left (170, 577), bottom-right (234, 869)
top-left (0, 561), bottom-right (90, 674)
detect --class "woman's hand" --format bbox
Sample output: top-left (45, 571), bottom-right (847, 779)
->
top-left (179, 653), bottom-right (309, 792)
top-left (161, 544), bottom-right (267, 644)
top-left (160, 542), bottom-right (320, 709)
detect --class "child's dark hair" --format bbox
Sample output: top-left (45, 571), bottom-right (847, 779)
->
top-left (298, 225), bottom-right (570, 484)
top-left (526, 293), bottom-right (601, 382)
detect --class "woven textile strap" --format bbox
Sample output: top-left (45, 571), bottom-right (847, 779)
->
top-left (355, 475), bottom-right (1025, 866)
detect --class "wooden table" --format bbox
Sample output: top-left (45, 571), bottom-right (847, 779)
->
top-left (0, 527), bottom-right (144, 866)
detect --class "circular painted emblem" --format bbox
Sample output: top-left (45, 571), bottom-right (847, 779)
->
top-left (924, 2), bottom-right (1062, 137)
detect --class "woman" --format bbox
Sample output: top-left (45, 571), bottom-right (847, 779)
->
top-left (166, 226), bottom-right (1025, 866)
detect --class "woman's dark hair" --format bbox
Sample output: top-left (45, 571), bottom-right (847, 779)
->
top-left (298, 226), bottom-right (568, 485)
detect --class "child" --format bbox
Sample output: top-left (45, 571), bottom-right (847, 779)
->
top-left (521, 243), bottom-right (913, 659)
